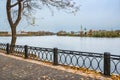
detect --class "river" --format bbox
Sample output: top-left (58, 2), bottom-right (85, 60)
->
top-left (0, 35), bottom-right (120, 55)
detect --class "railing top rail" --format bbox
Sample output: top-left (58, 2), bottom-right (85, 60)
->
top-left (111, 54), bottom-right (120, 57)
top-left (28, 46), bottom-right (53, 51)
top-left (0, 43), bottom-right (6, 45)
top-left (110, 55), bottom-right (120, 60)
top-left (14, 45), bottom-right (24, 47)
top-left (58, 49), bottom-right (103, 55)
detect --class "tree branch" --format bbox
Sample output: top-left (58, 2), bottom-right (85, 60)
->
top-left (10, 0), bottom-right (24, 7)
top-left (6, 0), bottom-right (14, 28)
top-left (14, 0), bottom-right (22, 27)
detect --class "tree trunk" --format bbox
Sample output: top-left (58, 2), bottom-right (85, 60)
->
top-left (6, 0), bottom-right (22, 53)
top-left (10, 27), bottom-right (17, 53)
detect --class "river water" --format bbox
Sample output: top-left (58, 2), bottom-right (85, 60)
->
top-left (0, 35), bottom-right (120, 55)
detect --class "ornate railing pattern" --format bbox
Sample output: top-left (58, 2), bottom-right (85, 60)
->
top-left (58, 49), bottom-right (104, 72)
top-left (110, 55), bottom-right (120, 74)
top-left (28, 46), bottom-right (53, 62)
top-left (12, 45), bottom-right (25, 57)
top-left (0, 43), bottom-right (7, 50)
top-left (0, 43), bottom-right (120, 76)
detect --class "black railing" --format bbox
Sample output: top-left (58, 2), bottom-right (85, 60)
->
top-left (58, 49), bottom-right (104, 73)
top-left (12, 45), bottom-right (25, 57)
top-left (0, 43), bottom-right (7, 50)
top-left (110, 55), bottom-right (120, 74)
top-left (28, 46), bottom-right (53, 62)
top-left (0, 43), bottom-right (120, 76)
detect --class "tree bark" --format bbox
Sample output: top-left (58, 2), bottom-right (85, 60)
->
top-left (10, 27), bottom-right (17, 53)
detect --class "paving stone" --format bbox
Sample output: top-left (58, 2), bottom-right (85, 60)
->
top-left (0, 54), bottom-right (94, 80)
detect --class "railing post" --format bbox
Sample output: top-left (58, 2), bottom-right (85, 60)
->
top-left (24, 45), bottom-right (28, 59)
top-left (6, 43), bottom-right (9, 54)
top-left (104, 52), bottom-right (111, 76)
top-left (53, 48), bottom-right (58, 65)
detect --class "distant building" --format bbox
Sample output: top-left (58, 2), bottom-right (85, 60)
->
top-left (17, 31), bottom-right (27, 34)
top-left (74, 32), bottom-right (80, 35)
top-left (0, 31), bottom-right (8, 34)
top-left (8, 32), bottom-right (12, 35)
top-left (115, 30), bottom-right (120, 34)
top-left (57, 31), bottom-right (67, 35)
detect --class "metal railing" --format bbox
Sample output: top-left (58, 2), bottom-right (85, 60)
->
top-left (0, 43), bottom-right (120, 76)
top-left (110, 55), bottom-right (120, 74)
top-left (0, 43), bottom-right (7, 50)
top-left (58, 49), bottom-right (104, 73)
top-left (28, 46), bottom-right (53, 62)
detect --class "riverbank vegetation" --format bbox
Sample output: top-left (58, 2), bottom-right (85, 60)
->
top-left (0, 31), bottom-right (55, 36)
top-left (0, 29), bottom-right (120, 37)
top-left (57, 30), bottom-right (120, 38)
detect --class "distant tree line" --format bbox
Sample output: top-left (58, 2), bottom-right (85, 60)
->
top-left (27, 31), bottom-right (55, 36)
top-left (57, 30), bottom-right (120, 37)
top-left (1, 30), bottom-right (120, 37)
top-left (0, 31), bottom-right (55, 36)
top-left (0, 31), bottom-right (11, 36)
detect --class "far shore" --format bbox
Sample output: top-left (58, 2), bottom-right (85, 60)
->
top-left (0, 34), bottom-right (120, 38)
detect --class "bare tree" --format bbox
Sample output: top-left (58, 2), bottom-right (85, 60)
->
top-left (6, 0), bottom-right (79, 52)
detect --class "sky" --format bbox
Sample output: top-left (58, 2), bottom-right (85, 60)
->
top-left (0, 0), bottom-right (120, 32)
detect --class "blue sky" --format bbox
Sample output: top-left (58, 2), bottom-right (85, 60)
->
top-left (0, 0), bottom-right (120, 32)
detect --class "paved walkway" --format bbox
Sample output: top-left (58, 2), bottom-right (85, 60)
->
top-left (0, 53), bottom-right (94, 80)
